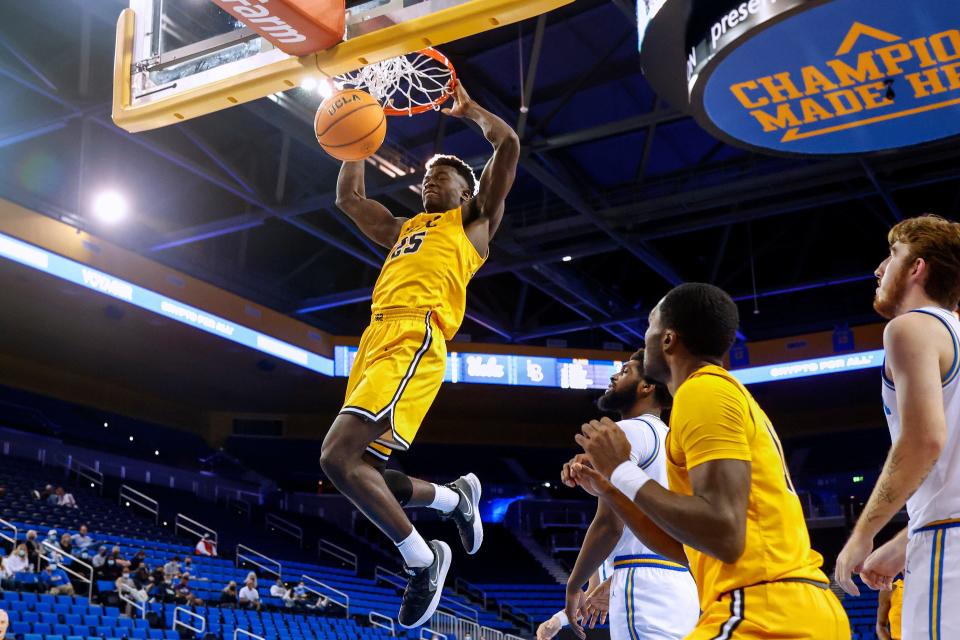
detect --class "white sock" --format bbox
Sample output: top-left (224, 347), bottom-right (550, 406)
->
top-left (396, 530), bottom-right (433, 568)
top-left (428, 484), bottom-right (460, 514)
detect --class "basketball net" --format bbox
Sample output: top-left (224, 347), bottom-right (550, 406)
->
top-left (336, 48), bottom-right (457, 116)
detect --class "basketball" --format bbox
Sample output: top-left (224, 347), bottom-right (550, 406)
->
top-left (314, 89), bottom-right (386, 162)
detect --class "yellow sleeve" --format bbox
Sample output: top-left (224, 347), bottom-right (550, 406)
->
top-left (672, 375), bottom-right (753, 469)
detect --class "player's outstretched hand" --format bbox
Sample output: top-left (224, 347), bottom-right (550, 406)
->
top-left (441, 82), bottom-right (474, 118)
top-left (860, 535), bottom-right (906, 591)
top-left (583, 577), bottom-right (611, 628)
top-left (564, 585), bottom-right (586, 640)
top-left (834, 531), bottom-right (874, 596)
top-left (575, 417), bottom-right (632, 478)
top-left (562, 454), bottom-right (592, 488)
top-left (536, 616), bottom-right (562, 640)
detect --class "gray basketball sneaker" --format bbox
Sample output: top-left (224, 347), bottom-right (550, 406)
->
top-left (398, 539), bottom-right (451, 628)
top-left (442, 472), bottom-right (484, 555)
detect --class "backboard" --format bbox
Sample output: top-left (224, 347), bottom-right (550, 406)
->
top-left (113, 0), bottom-right (574, 133)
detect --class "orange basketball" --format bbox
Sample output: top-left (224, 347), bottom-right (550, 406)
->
top-left (314, 89), bottom-right (386, 162)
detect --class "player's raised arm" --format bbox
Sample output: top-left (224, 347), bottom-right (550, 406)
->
top-left (335, 160), bottom-right (407, 249)
top-left (442, 82), bottom-right (519, 238)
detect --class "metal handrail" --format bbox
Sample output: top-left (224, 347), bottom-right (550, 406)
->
top-left (301, 574), bottom-right (350, 617)
top-left (500, 601), bottom-right (533, 628)
top-left (420, 629), bottom-right (448, 640)
top-left (374, 565), bottom-right (406, 589)
top-left (437, 596), bottom-right (480, 623)
top-left (120, 484), bottom-right (159, 525)
top-left (234, 630), bottom-right (266, 640)
top-left (265, 513), bottom-right (303, 547)
top-left (369, 611), bottom-right (395, 637)
top-left (455, 576), bottom-right (488, 609)
top-left (118, 588), bottom-right (147, 619)
top-left (59, 455), bottom-right (104, 494)
top-left (480, 627), bottom-right (504, 640)
top-left (318, 538), bottom-right (358, 574)
top-left (0, 517), bottom-right (17, 547)
top-left (175, 513), bottom-right (219, 544)
top-left (39, 540), bottom-right (94, 599)
top-left (173, 606), bottom-right (206, 635)
top-left (236, 544), bottom-right (281, 578)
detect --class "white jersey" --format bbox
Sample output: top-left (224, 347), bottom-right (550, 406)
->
top-left (882, 305), bottom-right (960, 530)
top-left (609, 414), bottom-right (671, 560)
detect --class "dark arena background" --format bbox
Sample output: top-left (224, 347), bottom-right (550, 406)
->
top-left (0, 1), bottom-right (958, 640)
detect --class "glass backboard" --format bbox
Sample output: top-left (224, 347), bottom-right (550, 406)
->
top-left (113, 0), bottom-right (574, 132)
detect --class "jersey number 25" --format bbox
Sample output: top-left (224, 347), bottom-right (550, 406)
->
top-left (392, 231), bottom-right (426, 259)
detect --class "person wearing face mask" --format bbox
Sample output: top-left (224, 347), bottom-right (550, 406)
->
top-left (24, 531), bottom-right (40, 568)
top-left (102, 547), bottom-right (124, 580)
top-left (5, 544), bottom-right (31, 576)
top-left (116, 567), bottom-right (148, 606)
top-left (91, 546), bottom-right (108, 576)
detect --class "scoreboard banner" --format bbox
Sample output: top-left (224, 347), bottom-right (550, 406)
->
top-left (641, 0), bottom-right (960, 155)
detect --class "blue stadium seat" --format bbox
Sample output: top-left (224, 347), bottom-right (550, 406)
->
top-left (32, 622), bottom-right (53, 634)
top-left (10, 622), bottom-right (30, 636)
top-left (54, 624), bottom-right (72, 636)
top-left (23, 634), bottom-right (42, 640)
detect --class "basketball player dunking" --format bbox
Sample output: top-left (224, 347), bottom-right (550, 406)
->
top-left (835, 215), bottom-right (960, 640)
top-left (568, 283), bottom-right (850, 639)
top-left (321, 81), bottom-right (519, 628)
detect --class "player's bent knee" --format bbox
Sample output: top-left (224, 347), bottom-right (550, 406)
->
top-left (382, 469), bottom-right (413, 506)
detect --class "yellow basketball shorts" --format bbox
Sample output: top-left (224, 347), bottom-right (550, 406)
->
top-left (340, 308), bottom-right (446, 461)
top-left (687, 580), bottom-right (850, 640)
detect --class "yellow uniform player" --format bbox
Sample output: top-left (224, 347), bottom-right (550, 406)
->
top-left (320, 82), bottom-right (519, 628)
top-left (565, 283), bottom-right (850, 639)
top-left (342, 206), bottom-right (485, 460)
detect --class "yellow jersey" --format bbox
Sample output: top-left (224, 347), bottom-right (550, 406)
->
top-left (889, 578), bottom-right (903, 639)
top-left (371, 207), bottom-right (486, 341)
top-left (666, 365), bottom-right (829, 610)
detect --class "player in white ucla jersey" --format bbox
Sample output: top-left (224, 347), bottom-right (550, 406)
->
top-left (835, 215), bottom-right (960, 640)
top-left (558, 349), bottom-right (698, 640)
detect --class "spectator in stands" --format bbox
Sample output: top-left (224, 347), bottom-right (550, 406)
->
top-left (220, 581), bottom-right (238, 608)
top-left (182, 556), bottom-right (205, 581)
top-left (148, 569), bottom-right (174, 603)
top-left (175, 575), bottom-right (203, 606)
top-left (0, 608), bottom-right (8, 640)
top-left (58, 533), bottom-right (75, 561)
top-left (24, 530), bottom-right (40, 567)
top-left (91, 545), bottom-right (108, 572)
top-left (245, 571), bottom-right (258, 589)
top-left (282, 584), bottom-right (297, 609)
top-left (71, 524), bottom-right (94, 558)
top-left (239, 578), bottom-right (261, 611)
top-left (294, 580), bottom-right (309, 606)
top-left (195, 534), bottom-right (217, 557)
top-left (43, 529), bottom-right (58, 548)
top-left (32, 484), bottom-right (54, 503)
top-left (102, 547), bottom-right (126, 580)
top-left (55, 486), bottom-right (77, 509)
top-left (5, 544), bottom-right (31, 576)
top-left (116, 567), bottom-right (148, 603)
top-left (40, 564), bottom-right (74, 596)
top-left (0, 555), bottom-right (16, 590)
top-left (269, 577), bottom-right (286, 598)
top-left (133, 566), bottom-right (151, 591)
top-left (129, 549), bottom-right (147, 572)
top-left (163, 556), bottom-right (181, 582)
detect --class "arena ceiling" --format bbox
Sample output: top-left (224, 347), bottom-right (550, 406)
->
top-left (1, 0), bottom-right (958, 350)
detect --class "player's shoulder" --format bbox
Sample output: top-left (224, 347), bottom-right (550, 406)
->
top-left (617, 414), bottom-right (667, 432)
top-left (884, 310), bottom-right (953, 347)
top-left (674, 366), bottom-right (740, 400)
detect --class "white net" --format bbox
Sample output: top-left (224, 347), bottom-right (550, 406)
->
top-left (336, 49), bottom-right (455, 116)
